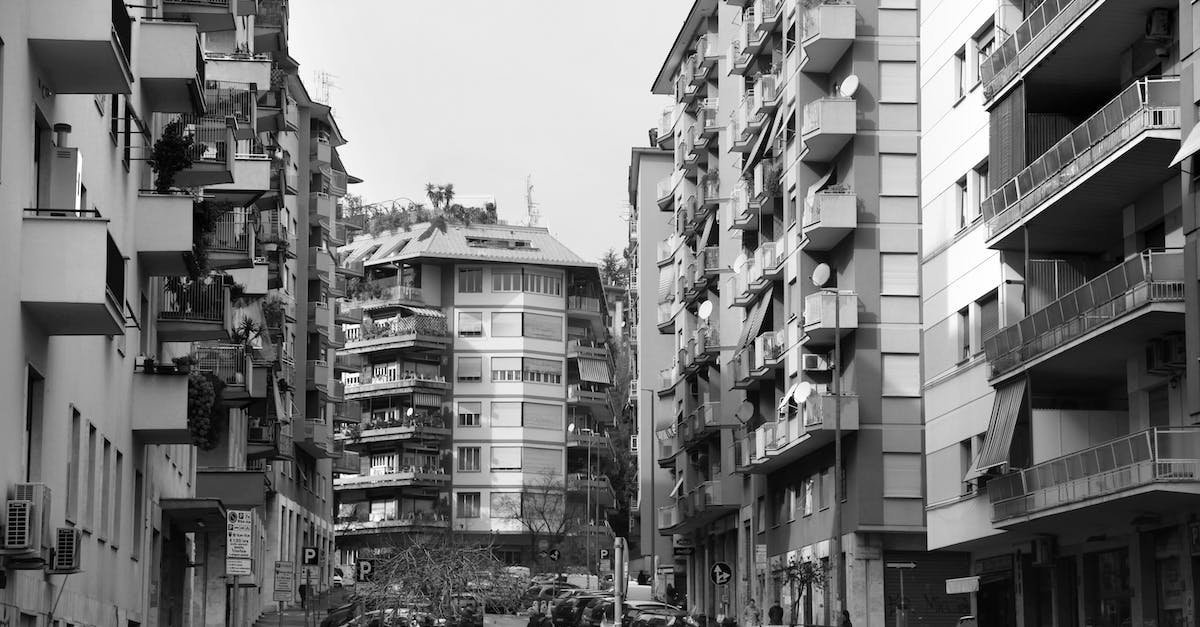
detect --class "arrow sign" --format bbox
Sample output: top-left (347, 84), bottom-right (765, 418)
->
top-left (710, 562), bottom-right (732, 586)
top-left (548, 549), bottom-right (561, 562)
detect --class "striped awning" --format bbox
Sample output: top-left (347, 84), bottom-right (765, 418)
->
top-left (699, 212), bottom-right (716, 247)
top-left (736, 286), bottom-right (775, 350)
top-left (399, 305), bottom-right (445, 319)
top-left (413, 393), bottom-right (443, 408)
top-left (974, 378), bottom-right (1028, 472)
top-left (658, 264), bottom-right (677, 303)
top-left (578, 358), bottom-right (612, 384)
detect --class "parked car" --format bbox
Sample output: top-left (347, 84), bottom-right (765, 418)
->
top-left (553, 594), bottom-right (605, 627)
top-left (583, 600), bottom-right (684, 627)
top-left (629, 608), bottom-right (693, 627)
top-left (322, 602), bottom-right (359, 627)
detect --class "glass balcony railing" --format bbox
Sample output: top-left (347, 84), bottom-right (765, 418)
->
top-left (988, 427), bottom-right (1200, 523)
top-left (981, 77), bottom-right (1180, 240)
top-left (983, 249), bottom-right (1184, 378)
top-left (979, 0), bottom-right (1100, 101)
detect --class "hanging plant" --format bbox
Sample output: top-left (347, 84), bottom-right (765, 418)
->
top-left (149, 119), bottom-right (195, 194)
top-left (187, 371), bottom-right (227, 450)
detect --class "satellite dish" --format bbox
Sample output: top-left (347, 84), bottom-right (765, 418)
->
top-left (568, 423), bottom-right (576, 433)
top-left (777, 391), bottom-right (793, 414)
top-left (734, 401), bottom-right (755, 422)
top-left (838, 74), bottom-right (860, 98)
top-left (698, 300), bottom-right (714, 320)
top-left (811, 263), bottom-right (831, 288)
top-left (733, 253), bottom-right (748, 271)
top-left (406, 407), bottom-right (415, 417)
top-left (793, 381), bottom-right (814, 404)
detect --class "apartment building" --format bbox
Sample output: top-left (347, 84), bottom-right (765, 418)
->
top-left (922, 2), bottom-right (1200, 627)
top-left (0, 2), bottom-right (352, 626)
top-left (640, 1), bottom-right (967, 625)
top-left (332, 223), bottom-right (616, 568)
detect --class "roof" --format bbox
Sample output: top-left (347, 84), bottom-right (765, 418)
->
top-left (651, 0), bottom-right (719, 94)
top-left (628, 147), bottom-right (672, 205)
top-left (342, 222), bottom-right (599, 271)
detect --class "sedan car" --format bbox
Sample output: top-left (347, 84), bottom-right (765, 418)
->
top-left (629, 608), bottom-right (693, 627)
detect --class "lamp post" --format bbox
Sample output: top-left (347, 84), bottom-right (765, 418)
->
top-left (811, 263), bottom-right (844, 620)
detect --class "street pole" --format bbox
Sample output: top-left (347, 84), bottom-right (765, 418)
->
top-left (231, 575), bottom-right (239, 627)
top-left (587, 436), bottom-right (593, 581)
top-left (831, 287), bottom-right (844, 621)
top-left (641, 388), bottom-right (656, 598)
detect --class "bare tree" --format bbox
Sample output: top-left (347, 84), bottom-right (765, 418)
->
top-left (492, 472), bottom-right (589, 573)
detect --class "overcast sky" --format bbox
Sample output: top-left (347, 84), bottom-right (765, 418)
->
top-left (289, 0), bottom-right (691, 263)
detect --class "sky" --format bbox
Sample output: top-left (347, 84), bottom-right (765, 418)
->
top-left (289, 0), bottom-right (693, 263)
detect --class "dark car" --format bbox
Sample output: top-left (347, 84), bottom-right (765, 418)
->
top-left (322, 602), bottom-right (359, 627)
top-left (630, 608), bottom-right (693, 627)
top-left (584, 601), bottom-right (683, 627)
top-left (553, 594), bottom-right (605, 627)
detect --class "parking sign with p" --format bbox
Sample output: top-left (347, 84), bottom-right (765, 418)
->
top-left (357, 559), bottom-right (375, 582)
top-left (302, 546), bottom-right (319, 566)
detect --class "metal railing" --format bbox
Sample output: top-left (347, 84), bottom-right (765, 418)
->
top-left (156, 277), bottom-right (225, 322)
top-left (568, 295), bottom-right (601, 313)
top-left (208, 213), bottom-right (251, 252)
top-left (111, 0), bottom-right (132, 69)
top-left (989, 427), bottom-right (1200, 521)
top-left (358, 315), bottom-right (450, 340)
top-left (983, 249), bottom-right (1185, 377)
top-left (192, 343), bottom-right (247, 385)
top-left (979, 0), bottom-right (1098, 100)
top-left (203, 80), bottom-right (255, 123)
top-left (148, 113), bottom-right (231, 165)
top-left (982, 77), bottom-right (1180, 238)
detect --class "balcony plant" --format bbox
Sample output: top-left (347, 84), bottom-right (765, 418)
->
top-left (148, 120), bottom-right (195, 194)
top-left (186, 200), bottom-right (235, 279)
top-left (187, 371), bottom-right (226, 450)
top-left (172, 355), bottom-right (194, 374)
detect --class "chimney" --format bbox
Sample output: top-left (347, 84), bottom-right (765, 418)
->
top-left (53, 123), bottom-right (72, 147)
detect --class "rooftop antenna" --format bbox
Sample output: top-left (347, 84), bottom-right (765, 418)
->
top-left (525, 174), bottom-right (541, 227)
top-left (314, 70), bottom-right (339, 110)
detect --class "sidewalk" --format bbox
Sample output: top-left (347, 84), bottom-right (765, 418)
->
top-left (254, 588), bottom-right (352, 627)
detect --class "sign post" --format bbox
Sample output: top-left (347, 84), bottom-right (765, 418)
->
top-left (613, 538), bottom-right (627, 627)
top-left (302, 547), bottom-right (319, 627)
top-left (886, 562), bottom-right (916, 627)
top-left (275, 561), bottom-right (295, 627)
top-left (227, 511), bottom-right (253, 627)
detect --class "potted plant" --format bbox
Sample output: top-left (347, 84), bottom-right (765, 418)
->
top-left (141, 355), bottom-right (157, 373)
top-left (148, 119), bottom-right (195, 194)
top-left (172, 355), bottom-right (194, 374)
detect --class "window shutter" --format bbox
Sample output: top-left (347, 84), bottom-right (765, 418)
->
top-left (883, 453), bottom-right (923, 497)
top-left (525, 313), bottom-right (562, 340)
top-left (523, 447), bottom-right (563, 475)
top-left (491, 312), bottom-right (522, 337)
top-left (457, 357), bottom-right (481, 379)
top-left (523, 403), bottom-right (562, 430)
top-left (491, 402), bottom-right (522, 427)
top-left (880, 253), bottom-right (919, 295)
top-left (490, 446), bottom-right (522, 470)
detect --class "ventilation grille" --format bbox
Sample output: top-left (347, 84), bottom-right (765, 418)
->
top-left (51, 527), bottom-right (82, 573)
top-left (3, 501), bottom-right (34, 550)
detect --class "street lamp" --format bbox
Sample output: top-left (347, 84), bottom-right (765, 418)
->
top-left (568, 422), bottom-right (593, 579)
top-left (811, 262), bottom-right (845, 619)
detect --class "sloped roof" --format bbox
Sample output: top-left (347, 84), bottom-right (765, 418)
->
top-left (341, 222), bottom-right (596, 270)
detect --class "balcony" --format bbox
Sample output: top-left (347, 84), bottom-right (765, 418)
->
top-left (163, 0), bottom-right (236, 33)
top-left (193, 342), bottom-right (254, 406)
top-left (155, 277), bottom-right (231, 342)
top-left (729, 182), bottom-right (759, 232)
top-left (203, 53), bottom-right (272, 101)
top-left (982, 249), bottom-right (1184, 381)
top-left (344, 373), bottom-right (450, 401)
top-left (656, 434), bottom-right (677, 469)
top-left (138, 19), bottom-right (204, 113)
top-left (296, 419), bottom-right (337, 459)
top-left (136, 194), bottom-right (194, 276)
top-left (567, 428), bottom-right (611, 450)
top-left (802, 189), bottom-right (857, 251)
top-left (729, 98), bottom-right (755, 153)
top-left (149, 112), bottom-right (236, 187)
top-left (657, 301), bottom-right (679, 334)
top-left (307, 359), bottom-right (331, 392)
top-left (336, 303), bottom-right (363, 325)
top-left (567, 340), bottom-right (608, 361)
top-left (335, 513), bottom-right (450, 538)
top-left (206, 141), bottom-right (272, 205)
top-left (727, 30), bottom-right (751, 77)
top-left (801, 98), bottom-right (856, 162)
top-left (699, 99), bottom-right (721, 140)
top-left (988, 427), bottom-right (1200, 529)
top-left (696, 33), bottom-right (720, 69)
top-left (799, 1), bottom-right (856, 74)
top-left (981, 77), bottom-right (1180, 252)
top-left (664, 481), bottom-right (738, 533)
top-left (656, 174), bottom-right (678, 211)
top-left (131, 370), bottom-right (190, 444)
top-left (803, 291), bottom-right (858, 347)
top-left (308, 247), bottom-right (334, 282)
top-left (333, 401), bottom-right (363, 425)
top-left (246, 422), bottom-right (294, 461)
top-left (310, 192), bottom-right (336, 230)
top-left (21, 211), bottom-right (125, 336)
top-left (257, 88), bottom-right (300, 133)
top-left (568, 295), bottom-right (603, 317)
top-left (344, 315), bottom-right (451, 354)
top-left (741, 394), bottom-right (859, 474)
top-left (333, 449), bottom-right (362, 475)
top-left (756, 0), bottom-right (782, 31)
top-left (568, 383), bottom-right (609, 408)
top-left (567, 474), bottom-right (616, 507)
top-left (28, 0), bottom-right (132, 94)
top-left (334, 468), bottom-right (450, 492)
top-left (309, 301), bottom-right (332, 335)
top-left (206, 213), bottom-right (255, 270)
top-left (253, 0), bottom-right (289, 52)
top-left (657, 106), bottom-right (677, 150)
top-left (350, 278), bottom-right (426, 309)
top-left (341, 416), bottom-right (451, 446)
top-left (751, 74), bottom-right (780, 119)
top-left (337, 259), bottom-right (365, 278)
top-left (656, 504), bottom-right (679, 533)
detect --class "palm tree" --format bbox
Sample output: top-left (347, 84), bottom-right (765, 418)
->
top-left (441, 183), bottom-right (455, 209)
top-left (425, 183), bottom-right (444, 211)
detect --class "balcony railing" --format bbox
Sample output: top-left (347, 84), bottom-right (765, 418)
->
top-left (568, 295), bottom-right (601, 314)
top-left (208, 213), bottom-right (251, 252)
top-left (979, 0), bottom-right (1099, 101)
top-left (983, 249), bottom-right (1184, 377)
top-left (157, 277), bottom-right (226, 322)
top-left (988, 427), bottom-right (1200, 523)
top-left (657, 504), bottom-right (679, 529)
top-left (192, 343), bottom-right (247, 386)
top-left (981, 77), bottom-right (1179, 240)
top-left (354, 315), bottom-right (450, 342)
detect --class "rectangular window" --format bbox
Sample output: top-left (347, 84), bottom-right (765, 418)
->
top-left (458, 268), bottom-right (482, 293)
top-left (24, 368), bottom-right (44, 483)
top-left (957, 307), bottom-right (971, 363)
top-left (67, 409), bottom-right (80, 523)
top-left (100, 439), bottom-right (112, 539)
top-left (491, 312), bottom-right (522, 337)
top-left (524, 358), bottom-right (562, 384)
top-left (490, 492), bottom-right (520, 519)
top-left (492, 269), bottom-right (522, 292)
top-left (523, 403), bottom-right (561, 430)
top-left (525, 313), bottom-right (561, 340)
top-left (491, 402), bottom-right (522, 427)
top-left (879, 61), bottom-right (917, 103)
top-left (880, 253), bottom-right (919, 295)
top-left (113, 451), bottom-right (123, 547)
top-left (978, 290), bottom-right (1000, 345)
top-left (491, 357), bottom-right (523, 382)
top-left (523, 272), bottom-right (563, 296)
top-left (458, 402), bottom-right (481, 427)
top-left (490, 446), bottom-right (522, 471)
top-left (456, 357), bottom-right (482, 382)
top-left (954, 47), bottom-right (967, 98)
top-left (974, 25), bottom-right (995, 85)
top-left (457, 312), bottom-right (483, 337)
top-left (523, 447), bottom-right (562, 475)
top-left (955, 177), bottom-right (969, 230)
top-left (86, 424), bottom-right (97, 528)
top-left (883, 453), bottom-right (923, 498)
top-left (972, 160), bottom-right (990, 218)
top-left (881, 354), bottom-right (921, 397)
top-left (458, 447), bottom-right (481, 472)
top-left (132, 470), bottom-right (144, 559)
top-left (803, 478), bottom-right (814, 516)
top-left (786, 486), bottom-right (796, 521)
top-left (455, 492), bottom-right (481, 518)
top-left (880, 154), bottom-right (918, 196)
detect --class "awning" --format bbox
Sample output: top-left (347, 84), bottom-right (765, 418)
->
top-left (658, 264), bottom-right (677, 302)
top-left (161, 498), bottom-right (227, 533)
top-left (742, 106), bottom-right (788, 177)
top-left (974, 378), bottom-right (1028, 472)
top-left (806, 167), bottom-right (835, 210)
top-left (399, 304), bottom-right (445, 318)
top-left (699, 212), bottom-right (716, 247)
top-left (779, 382), bottom-right (801, 414)
top-left (1170, 123), bottom-right (1200, 166)
top-left (578, 358), bottom-right (612, 384)
top-left (413, 392), bottom-right (443, 408)
top-left (736, 286), bottom-right (775, 350)
top-left (668, 475), bottom-right (685, 498)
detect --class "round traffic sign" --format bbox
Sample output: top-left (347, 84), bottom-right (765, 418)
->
top-left (710, 562), bottom-right (732, 585)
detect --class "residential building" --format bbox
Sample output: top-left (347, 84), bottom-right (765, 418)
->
top-left (923, 2), bottom-right (1199, 627)
top-left (332, 223), bottom-right (616, 568)
top-left (639, 1), bottom-right (966, 625)
top-left (0, 1), bottom-right (351, 626)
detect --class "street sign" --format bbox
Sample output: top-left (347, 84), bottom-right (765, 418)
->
top-left (672, 547), bottom-right (694, 556)
top-left (600, 548), bottom-right (612, 573)
top-left (755, 545), bottom-right (767, 572)
top-left (274, 561), bottom-right (295, 601)
top-left (599, 548), bottom-right (610, 562)
top-left (357, 559), bottom-right (375, 582)
top-left (946, 576), bottom-right (979, 594)
top-left (302, 546), bottom-right (319, 566)
top-left (548, 549), bottom-right (561, 562)
top-left (226, 510), bottom-right (253, 559)
top-left (709, 562), bottom-right (732, 586)
top-left (226, 558), bottom-right (253, 576)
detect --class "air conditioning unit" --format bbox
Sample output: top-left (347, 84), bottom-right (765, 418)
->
top-left (801, 353), bottom-right (831, 372)
top-left (1032, 536), bottom-right (1055, 567)
top-left (248, 425), bottom-right (272, 442)
top-left (1146, 339), bottom-right (1173, 375)
top-left (50, 527), bottom-right (82, 574)
top-left (46, 147), bottom-right (82, 214)
top-left (1, 483), bottom-right (51, 563)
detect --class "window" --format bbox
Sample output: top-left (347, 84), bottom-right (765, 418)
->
top-left (880, 253), bottom-right (919, 295)
top-left (24, 367), bottom-right (44, 483)
top-left (457, 357), bottom-right (482, 382)
top-left (880, 154), bottom-right (918, 196)
top-left (458, 447), bottom-right (481, 472)
top-left (492, 269), bottom-right (522, 292)
top-left (955, 177), bottom-right (969, 230)
top-left (370, 500), bottom-right (398, 522)
top-left (491, 312), bottom-right (522, 337)
top-left (458, 312), bottom-right (483, 337)
top-left (786, 486), bottom-right (796, 522)
top-left (490, 492), bottom-right (521, 519)
top-left (100, 439), bottom-right (112, 539)
top-left (458, 402), bottom-right (481, 427)
top-left (881, 354), bottom-right (921, 397)
top-left (523, 447), bottom-right (562, 475)
top-left (957, 307), bottom-right (971, 363)
top-left (977, 290), bottom-right (999, 347)
top-left (458, 268), bottom-right (483, 293)
top-left (974, 24), bottom-right (995, 85)
top-left (491, 357), bottom-right (522, 382)
top-left (879, 61), bottom-right (917, 103)
top-left (523, 403), bottom-right (561, 430)
top-left (523, 271), bottom-right (563, 296)
top-left (803, 478), bottom-right (814, 516)
top-left (491, 402), bottom-right (522, 427)
top-left (882, 453), bottom-right (923, 498)
top-left (132, 470), bottom-right (143, 558)
top-left (972, 160), bottom-right (990, 212)
top-left (113, 451), bottom-right (123, 546)
top-left (456, 493), bottom-right (481, 518)
top-left (67, 408), bottom-right (80, 523)
top-left (86, 424), bottom-right (97, 528)
top-left (525, 313), bottom-right (561, 340)
top-left (490, 447), bottom-right (522, 471)
top-left (524, 358), bottom-right (562, 384)
top-left (954, 47), bottom-right (967, 99)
